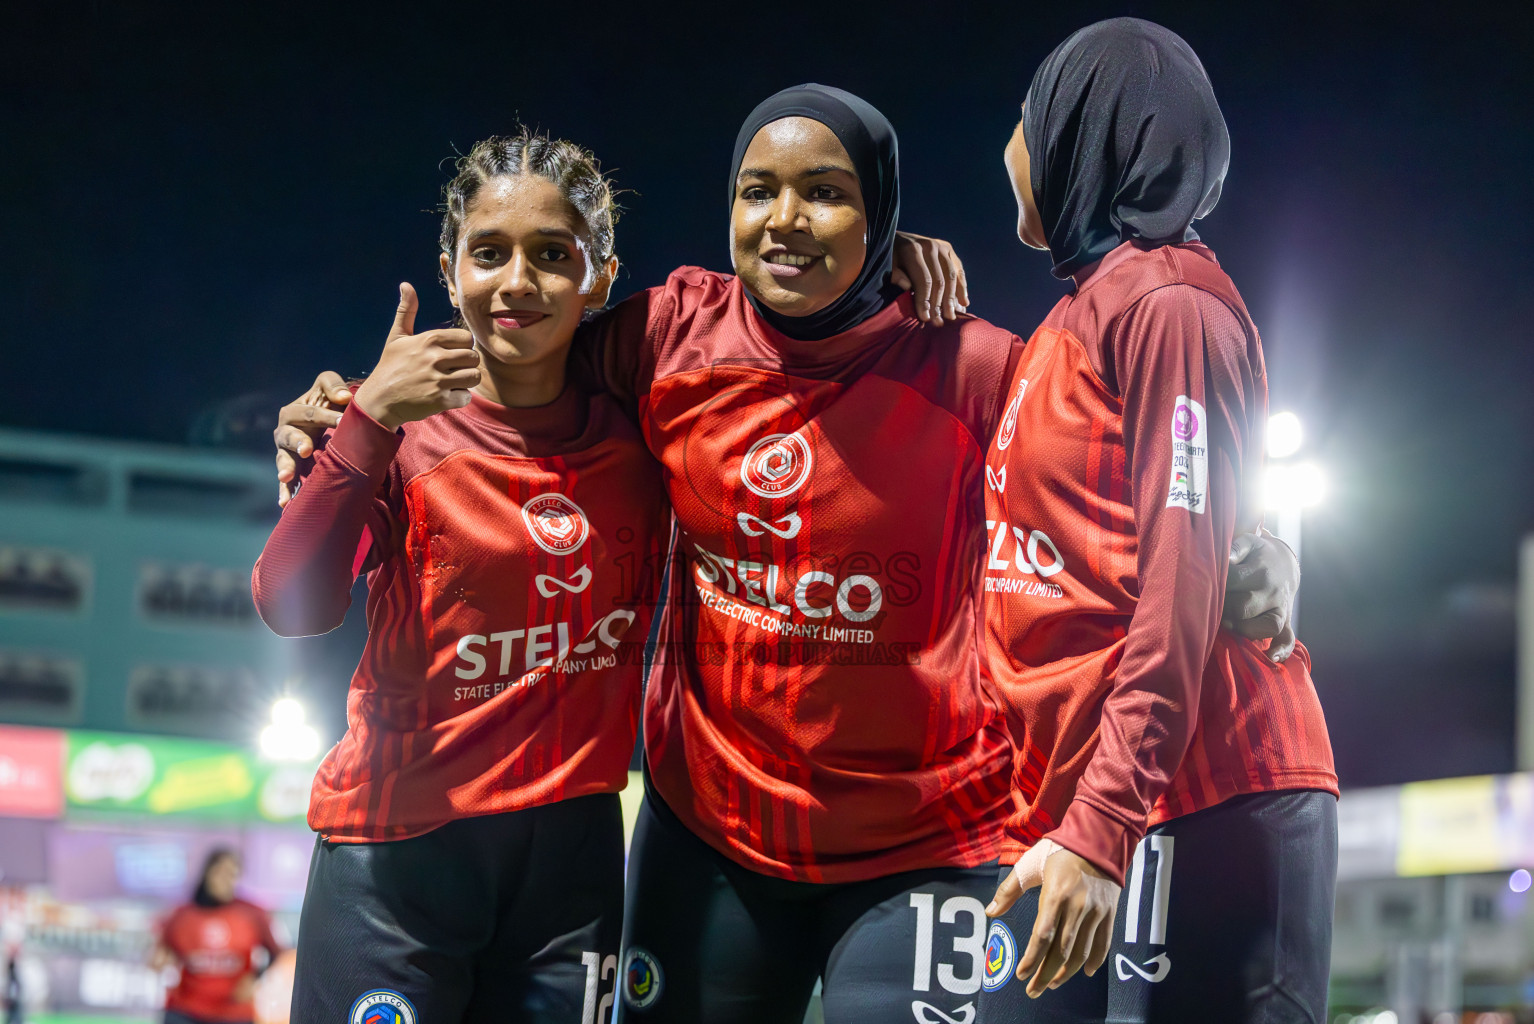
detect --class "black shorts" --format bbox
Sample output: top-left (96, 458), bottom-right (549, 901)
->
top-left (614, 782), bottom-right (999, 1024)
top-left (290, 793), bottom-right (624, 1024)
top-left (977, 789), bottom-right (1337, 1024)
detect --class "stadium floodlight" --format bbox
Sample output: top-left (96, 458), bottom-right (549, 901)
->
top-left (260, 696), bottom-right (321, 761)
top-left (1263, 461), bottom-right (1326, 512)
top-left (1266, 411), bottom-right (1304, 459)
top-left (271, 696), bottom-right (305, 727)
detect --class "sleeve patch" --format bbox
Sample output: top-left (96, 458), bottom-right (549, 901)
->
top-left (1166, 395), bottom-right (1208, 514)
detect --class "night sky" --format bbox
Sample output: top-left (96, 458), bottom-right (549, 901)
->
top-left (5, 1), bottom-right (1531, 785)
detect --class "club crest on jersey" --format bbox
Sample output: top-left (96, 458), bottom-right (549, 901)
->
top-left (521, 493), bottom-right (590, 555)
top-left (622, 947), bottom-right (663, 1010)
top-left (201, 919), bottom-right (231, 948)
top-left (982, 920), bottom-right (1017, 991)
top-left (995, 379), bottom-right (1028, 452)
top-left (349, 990), bottom-right (416, 1024)
top-left (740, 431), bottom-right (813, 498)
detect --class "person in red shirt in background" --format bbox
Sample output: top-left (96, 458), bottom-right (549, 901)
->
top-left (978, 19), bottom-right (1338, 1024)
top-left (153, 849), bottom-right (281, 1024)
top-left (253, 129), bottom-right (668, 1023)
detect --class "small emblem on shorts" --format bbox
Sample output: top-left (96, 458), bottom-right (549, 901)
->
top-left (521, 492), bottom-right (590, 555)
top-left (622, 947), bottom-right (663, 1010)
top-left (982, 920), bottom-right (1017, 991)
top-left (349, 990), bottom-right (416, 1024)
top-left (910, 1001), bottom-right (976, 1024)
top-left (740, 432), bottom-right (813, 498)
top-left (1114, 952), bottom-right (1172, 983)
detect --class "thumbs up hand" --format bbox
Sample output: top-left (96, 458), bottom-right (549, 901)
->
top-left (351, 283), bottom-right (481, 430)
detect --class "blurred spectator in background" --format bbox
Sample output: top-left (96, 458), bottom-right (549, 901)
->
top-left (151, 849), bottom-right (282, 1024)
top-left (3, 949), bottom-right (20, 1024)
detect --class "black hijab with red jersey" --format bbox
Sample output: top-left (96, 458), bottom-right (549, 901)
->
top-left (1023, 17), bottom-right (1230, 280)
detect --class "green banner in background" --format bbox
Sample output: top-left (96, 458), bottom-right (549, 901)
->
top-left (64, 729), bottom-right (315, 822)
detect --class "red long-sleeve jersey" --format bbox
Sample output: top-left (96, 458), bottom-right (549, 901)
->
top-left (580, 267), bottom-right (1024, 882)
top-left (159, 899), bottom-right (280, 1023)
top-left (982, 242), bottom-right (1336, 885)
top-left (253, 388), bottom-right (667, 842)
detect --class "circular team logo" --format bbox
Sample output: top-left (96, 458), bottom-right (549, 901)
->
top-left (349, 990), bottom-right (416, 1024)
top-left (982, 920), bottom-right (1017, 992)
top-left (740, 432), bottom-right (813, 498)
top-left (201, 919), bottom-right (231, 948)
top-left (1173, 404), bottom-right (1199, 440)
top-left (995, 379), bottom-right (1028, 451)
top-left (622, 947), bottom-right (664, 1010)
top-left (520, 493), bottom-right (590, 556)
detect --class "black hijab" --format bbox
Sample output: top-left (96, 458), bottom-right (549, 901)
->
top-left (1023, 18), bottom-right (1229, 281)
top-left (729, 84), bottom-right (903, 340)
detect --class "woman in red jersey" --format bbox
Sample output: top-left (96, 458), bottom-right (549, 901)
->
top-left (268, 88), bottom-right (1301, 1024)
top-left (252, 128), bottom-right (668, 1024)
top-left (976, 20), bottom-right (1338, 1024)
top-left (152, 849), bottom-right (282, 1024)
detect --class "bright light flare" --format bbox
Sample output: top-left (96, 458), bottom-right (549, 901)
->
top-left (260, 697), bottom-right (321, 761)
top-left (1511, 868), bottom-right (1532, 893)
top-left (1267, 411), bottom-right (1304, 459)
top-left (271, 697), bottom-right (306, 727)
top-left (1263, 461), bottom-right (1327, 510)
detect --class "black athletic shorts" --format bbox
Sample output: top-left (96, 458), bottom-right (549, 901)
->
top-left (290, 793), bottom-right (624, 1024)
top-left (976, 789), bottom-right (1337, 1024)
top-left (615, 780), bottom-right (999, 1024)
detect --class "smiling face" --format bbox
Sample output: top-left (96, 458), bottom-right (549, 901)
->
top-left (730, 117), bottom-right (868, 317)
top-left (440, 175), bottom-right (615, 373)
top-left (1005, 110), bottom-right (1048, 251)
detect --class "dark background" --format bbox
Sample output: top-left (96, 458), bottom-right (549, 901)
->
top-left (4, 0), bottom-right (1531, 786)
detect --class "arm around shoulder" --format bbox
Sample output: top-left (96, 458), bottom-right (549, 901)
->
top-left (252, 403), bottom-right (401, 636)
